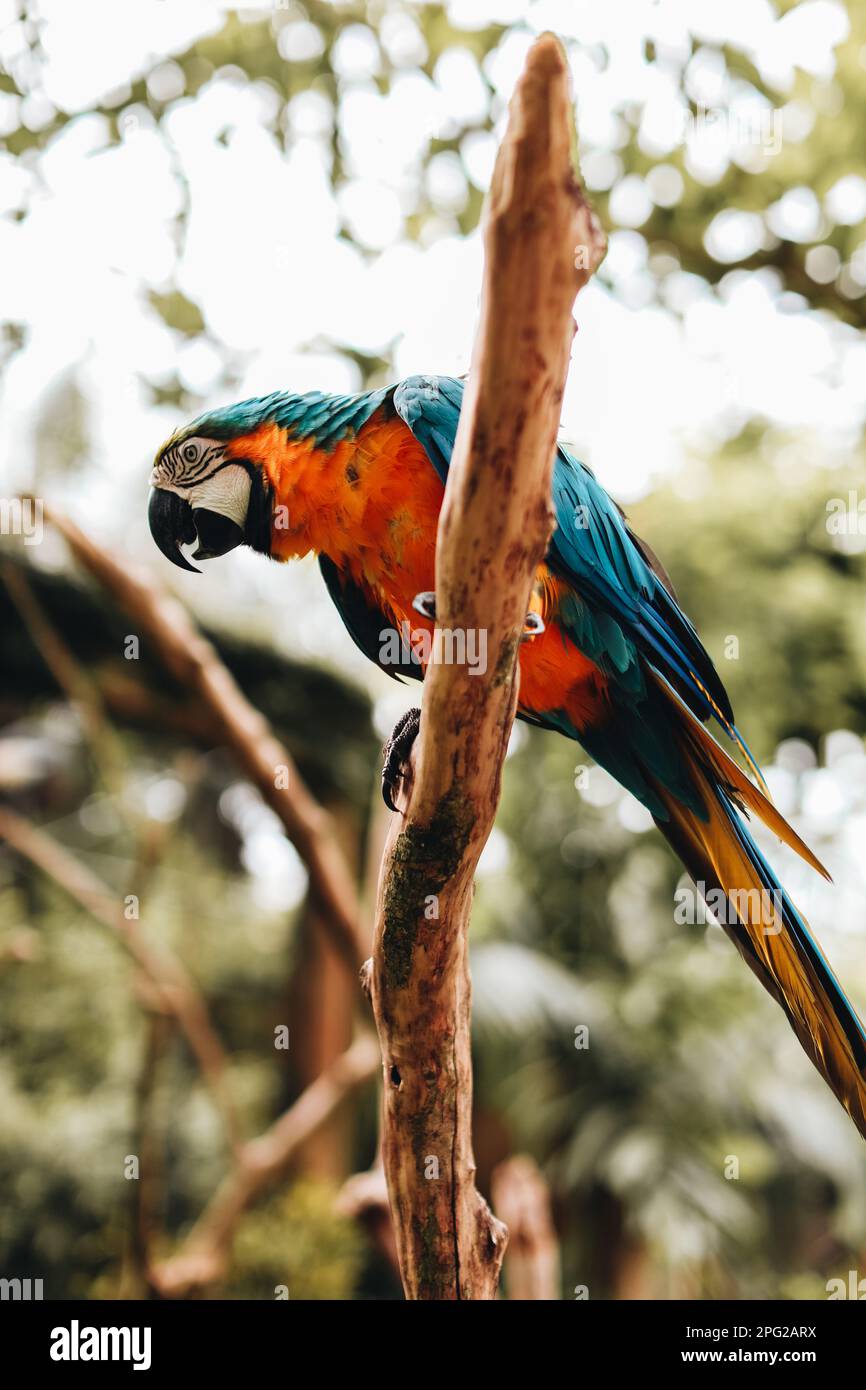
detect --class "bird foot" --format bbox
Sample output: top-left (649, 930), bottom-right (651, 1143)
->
top-left (382, 706), bottom-right (421, 812)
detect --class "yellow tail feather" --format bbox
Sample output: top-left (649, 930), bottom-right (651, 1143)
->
top-left (649, 669), bottom-right (831, 882)
top-left (656, 741), bottom-right (866, 1142)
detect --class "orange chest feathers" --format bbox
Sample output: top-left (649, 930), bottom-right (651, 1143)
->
top-left (223, 411), bottom-right (609, 729)
top-left (224, 412), bottom-right (444, 620)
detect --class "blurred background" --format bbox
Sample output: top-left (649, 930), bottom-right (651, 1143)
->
top-left (2, 0), bottom-right (866, 1300)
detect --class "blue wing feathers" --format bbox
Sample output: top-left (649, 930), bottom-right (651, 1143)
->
top-left (393, 373), bottom-right (737, 740)
top-left (389, 378), bottom-right (866, 1129)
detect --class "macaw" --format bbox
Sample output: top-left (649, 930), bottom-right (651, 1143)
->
top-left (149, 373), bottom-right (866, 1140)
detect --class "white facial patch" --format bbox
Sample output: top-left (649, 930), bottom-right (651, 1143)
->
top-left (188, 465), bottom-right (252, 530)
top-left (151, 434), bottom-right (253, 533)
top-left (151, 435), bottom-right (226, 490)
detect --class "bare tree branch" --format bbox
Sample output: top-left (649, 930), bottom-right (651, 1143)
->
top-left (0, 805), bottom-right (243, 1155)
top-left (120, 1011), bottom-right (173, 1299)
top-left (151, 1033), bottom-right (380, 1297)
top-left (5, 525), bottom-right (382, 1287)
top-left (491, 1156), bottom-right (562, 1300)
top-left (35, 507), bottom-right (368, 975)
top-left (0, 787), bottom-right (379, 1298)
top-left (369, 33), bottom-right (604, 1300)
top-left (0, 560), bottom-right (127, 793)
top-left (336, 1163), bottom-right (401, 1283)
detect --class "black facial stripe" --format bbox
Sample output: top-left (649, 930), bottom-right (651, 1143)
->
top-left (160, 441), bottom-right (225, 486)
top-left (238, 460), bottom-right (272, 557)
top-left (180, 452), bottom-right (217, 483)
top-left (169, 456), bottom-right (243, 491)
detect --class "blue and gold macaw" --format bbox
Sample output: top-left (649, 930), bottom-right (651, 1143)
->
top-left (148, 374), bottom-right (866, 1140)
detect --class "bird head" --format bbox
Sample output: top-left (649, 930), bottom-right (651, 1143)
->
top-left (149, 387), bottom-right (387, 572)
top-left (148, 405), bottom-right (277, 573)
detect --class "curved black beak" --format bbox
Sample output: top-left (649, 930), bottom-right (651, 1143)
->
top-left (148, 488), bottom-right (200, 572)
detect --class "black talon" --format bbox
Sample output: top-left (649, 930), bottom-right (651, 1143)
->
top-left (381, 706), bottom-right (422, 812)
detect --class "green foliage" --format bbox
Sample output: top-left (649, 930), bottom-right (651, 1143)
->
top-left (148, 290), bottom-right (206, 339)
top-left (230, 1180), bottom-right (365, 1300)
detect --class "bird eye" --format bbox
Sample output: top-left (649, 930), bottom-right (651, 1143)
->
top-left (182, 442), bottom-right (199, 464)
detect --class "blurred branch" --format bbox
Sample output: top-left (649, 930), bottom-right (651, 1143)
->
top-left (0, 560), bottom-right (126, 792)
top-left (122, 1011), bottom-right (174, 1299)
top-left (95, 667), bottom-right (223, 742)
top-left (35, 506), bottom-right (367, 976)
top-left (336, 784), bottom-right (398, 1273)
top-left (0, 805), bottom-right (242, 1154)
top-left (491, 1156), bottom-right (561, 1301)
top-left (151, 1032), bottom-right (380, 1297)
top-left (369, 33), bottom-right (604, 1300)
top-left (120, 759), bottom-right (206, 1293)
top-left (337, 1156), bottom-right (401, 1285)
top-left (4, 526), bottom-right (377, 1290)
